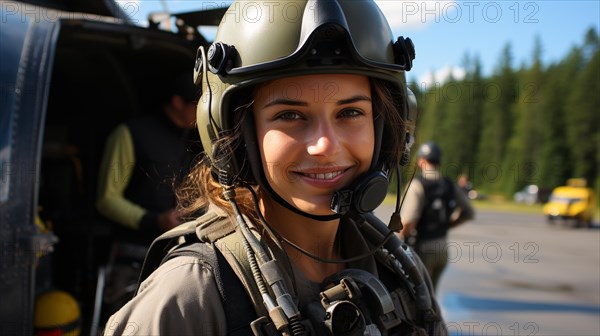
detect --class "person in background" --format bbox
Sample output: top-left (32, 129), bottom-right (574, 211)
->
top-left (400, 142), bottom-right (475, 292)
top-left (457, 174), bottom-right (472, 196)
top-left (95, 73), bottom-right (201, 312)
top-left (96, 73), bottom-right (201, 246)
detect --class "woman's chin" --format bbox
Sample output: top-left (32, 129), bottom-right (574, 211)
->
top-left (291, 198), bottom-right (336, 217)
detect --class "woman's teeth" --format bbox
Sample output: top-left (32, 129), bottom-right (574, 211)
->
top-left (305, 171), bottom-right (343, 180)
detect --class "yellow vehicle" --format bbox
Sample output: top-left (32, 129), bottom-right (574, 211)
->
top-left (543, 179), bottom-right (597, 227)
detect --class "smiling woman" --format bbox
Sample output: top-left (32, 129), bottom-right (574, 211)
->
top-left (253, 74), bottom-right (374, 217)
top-left (104, 1), bottom-right (447, 336)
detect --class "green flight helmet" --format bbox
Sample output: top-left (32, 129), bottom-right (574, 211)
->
top-left (194, 0), bottom-right (416, 186)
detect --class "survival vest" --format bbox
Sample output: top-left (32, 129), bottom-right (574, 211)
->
top-left (415, 176), bottom-right (456, 243)
top-left (137, 207), bottom-right (448, 336)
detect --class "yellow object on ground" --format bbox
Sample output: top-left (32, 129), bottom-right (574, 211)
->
top-left (34, 290), bottom-right (81, 336)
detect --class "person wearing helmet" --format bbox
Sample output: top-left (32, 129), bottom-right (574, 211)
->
top-left (104, 1), bottom-right (446, 335)
top-left (400, 142), bottom-right (475, 292)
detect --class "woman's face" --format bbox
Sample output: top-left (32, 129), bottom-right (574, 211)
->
top-left (253, 74), bottom-right (374, 215)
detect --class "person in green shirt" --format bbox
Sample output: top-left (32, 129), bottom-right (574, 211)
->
top-left (96, 73), bottom-right (200, 245)
top-left (95, 73), bottom-right (201, 314)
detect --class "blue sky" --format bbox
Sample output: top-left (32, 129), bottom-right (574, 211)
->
top-left (119, 1), bottom-right (600, 87)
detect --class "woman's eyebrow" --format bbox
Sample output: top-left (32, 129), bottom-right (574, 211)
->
top-left (337, 95), bottom-right (372, 105)
top-left (263, 98), bottom-right (308, 108)
top-left (262, 95), bottom-right (371, 108)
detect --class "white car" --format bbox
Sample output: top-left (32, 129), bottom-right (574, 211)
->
top-left (514, 185), bottom-right (540, 205)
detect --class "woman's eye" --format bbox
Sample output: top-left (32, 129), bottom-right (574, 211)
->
top-left (338, 108), bottom-right (364, 118)
top-left (275, 111), bottom-right (303, 120)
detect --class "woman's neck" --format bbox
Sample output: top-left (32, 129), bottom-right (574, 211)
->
top-left (259, 197), bottom-right (345, 282)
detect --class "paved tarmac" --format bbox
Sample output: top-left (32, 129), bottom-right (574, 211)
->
top-left (374, 206), bottom-right (600, 336)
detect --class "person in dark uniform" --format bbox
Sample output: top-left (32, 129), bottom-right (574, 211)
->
top-left (96, 73), bottom-right (200, 245)
top-left (95, 73), bottom-right (201, 311)
top-left (400, 142), bottom-right (475, 292)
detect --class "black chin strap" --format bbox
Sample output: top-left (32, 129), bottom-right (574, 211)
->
top-left (269, 189), bottom-right (341, 221)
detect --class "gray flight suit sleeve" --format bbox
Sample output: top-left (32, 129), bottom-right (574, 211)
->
top-left (103, 255), bottom-right (227, 336)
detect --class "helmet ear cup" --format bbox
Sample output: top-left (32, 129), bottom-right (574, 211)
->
top-left (331, 170), bottom-right (389, 215)
top-left (352, 170), bottom-right (389, 214)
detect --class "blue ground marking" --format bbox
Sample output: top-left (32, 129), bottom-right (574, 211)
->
top-left (442, 292), bottom-right (600, 336)
top-left (443, 292), bottom-right (600, 314)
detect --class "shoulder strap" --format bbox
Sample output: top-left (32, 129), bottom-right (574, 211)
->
top-left (164, 240), bottom-right (257, 336)
top-left (136, 208), bottom-right (230, 293)
top-left (214, 231), bottom-right (269, 318)
top-left (136, 220), bottom-right (199, 292)
top-left (136, 209), bottom-right (271, 334)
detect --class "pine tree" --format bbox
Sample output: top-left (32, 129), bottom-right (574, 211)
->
top-left (501, 36), bottom-right (546, 195)
top-left (565, 29), bottom-right (599, 187)
top-left (538, 63), bottom-right (571, 191)
top-left (477, 43), bottom-right (517, 193)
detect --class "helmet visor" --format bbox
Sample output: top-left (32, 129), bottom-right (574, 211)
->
top-left (215, 0), bottom-right (409, 80)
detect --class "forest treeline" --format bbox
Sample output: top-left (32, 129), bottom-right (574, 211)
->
top-left (406, 27), bottom-right (599, 200)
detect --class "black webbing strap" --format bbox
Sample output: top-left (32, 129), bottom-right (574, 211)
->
top-left (163, 241), bottom-right (257, 336)
top-left (136, 221), bottom-right (198, 294)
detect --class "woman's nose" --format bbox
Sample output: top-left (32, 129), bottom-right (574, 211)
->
top-left (306, 122), bottom-right (340, 156)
